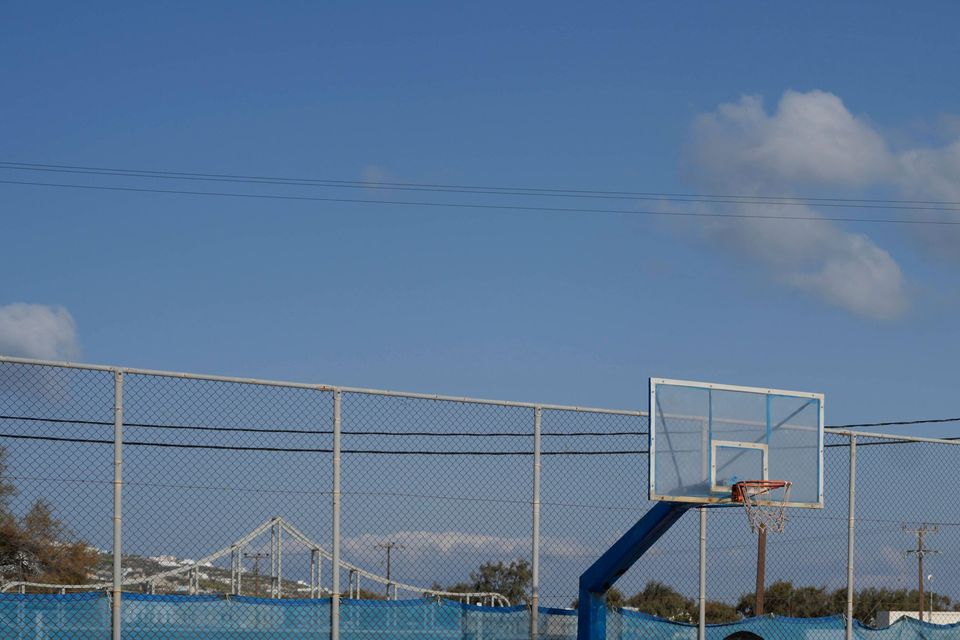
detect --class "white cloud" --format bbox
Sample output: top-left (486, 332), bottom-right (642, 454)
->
top-left (685, 90), bottom-right (909, 319)
top-left (786, 232), bottom-right (906, 320)
top-left (0, 303), bottom-right (80, 360)
top-left (690, 91), bottom-right (894, 190)
top-left (898, 139), bottom-right (960, 201)
top-left (895, 140), bottom-right (960, 261)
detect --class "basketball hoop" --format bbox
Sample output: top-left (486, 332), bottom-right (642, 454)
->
top-left (732, 480), bottom-right (792, 534)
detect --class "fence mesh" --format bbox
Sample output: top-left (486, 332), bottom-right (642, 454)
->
top-left (1, 358), bottom-right (959, 639)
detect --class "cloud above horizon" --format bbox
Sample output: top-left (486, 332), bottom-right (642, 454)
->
top-left (682, 89), bottom-right (960, 320)
top-left (0, 303), bottom-right (80, 360)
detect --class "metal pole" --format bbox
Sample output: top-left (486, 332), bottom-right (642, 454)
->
top-left (386, 546), bottom-right (392, 598)
top-left (112, 370), bottom-right (123, 640)
top-left (699, 507), bottom-right (706, 640)
top-left (845, 434), bottom-right (857, 640)
top-left (919, 543), bottom-right (924, 622)
top-left (754, 527), bottom-right (766, 616)
top-left (271, 523), bottom-right (277, 598)
top-left (531, 406), bottom-right (542, 640)
top-left (331, 389), bottom-right (342, 640)
top-left (277, 524), bottom-right (283, 599)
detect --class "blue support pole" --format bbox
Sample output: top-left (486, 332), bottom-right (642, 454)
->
top-left (577, 502), bottom-right (693, 640)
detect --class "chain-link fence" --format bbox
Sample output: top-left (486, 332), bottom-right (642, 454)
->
top-left (1, 356), bottom-right (958, 640)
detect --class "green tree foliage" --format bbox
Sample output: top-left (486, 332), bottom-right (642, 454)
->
top-left (736, 581), bottom-right (839, 619)
top-left (735, 581), bottom-right (952, 627)
top-left (704, 600), bottom-right (740, 624)
top-left (627, 580), bottom-right (698, 622)
top-left (446, 559), bottom-right (532, 605)
top-left (0, 447), bottom-right (98, 588)
top-left (571, 581), bottom-right (739, 624)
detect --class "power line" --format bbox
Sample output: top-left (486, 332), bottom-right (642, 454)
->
top-left (4, 412), bottom-right (960, 440)
top-left (5, 426), bottom-right (957, 453)
top-left (4, 161), bottom-right (960, 211)
top-left (826, 417), bottom-right (960, 429)
top-left (0, 413), bottom-right (645, 437)
top-left (0, 431), bottom-right (646, 455)
top-left (3, 178), bottom-right (960, 227)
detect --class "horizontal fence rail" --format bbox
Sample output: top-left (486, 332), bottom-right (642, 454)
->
top-left (1, 355), bottom-right (959, 640)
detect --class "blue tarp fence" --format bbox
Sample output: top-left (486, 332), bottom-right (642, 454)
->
top-left (3, 593), bottom-right (960, 639)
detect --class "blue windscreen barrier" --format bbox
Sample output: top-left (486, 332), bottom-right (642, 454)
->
top-left (2, 593), bottom-right (959, 639)
top-left (0, 591), bottom-right (111, 639)
top-left (854, 616), bottom-right (960, 640)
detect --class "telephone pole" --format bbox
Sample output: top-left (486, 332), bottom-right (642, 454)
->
top-left (755, 527), bottom-right (767, 616)
top-left (243, 552), bottom-right (270, 597)
top-left (904, 524), bottom-right (939, 622)
top-left (375, 542), bottom-right (405, 599)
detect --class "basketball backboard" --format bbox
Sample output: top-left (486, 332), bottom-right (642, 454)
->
top-left (649, 378), bottom-right (824, 508)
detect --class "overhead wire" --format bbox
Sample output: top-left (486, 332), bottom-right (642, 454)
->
top-left (0, 415), bottom-right (960, 448)
top-left (0, 413), bottom-right (645, 437)
top-left (4, 160), bottom-right (960, 211)
top-left (4, 178), bottom-right (960, 226)
top-left (0, 431), bottom-right (645, 455)
top-left (826, 417), bottom-right (960, 429)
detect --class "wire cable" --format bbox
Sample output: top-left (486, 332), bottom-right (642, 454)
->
top-left (0, 431), bottom-right (646, 455)
top-left (5, 160), bottom-right (960, 211)
top-left (0, 414), bottom-right (646, 437)
top-left (826, 417), bottom-right (960, 429)
top-left (3, 178), bottom-right (960, 226)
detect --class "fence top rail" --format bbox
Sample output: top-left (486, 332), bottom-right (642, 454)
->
top-left (826, 427), bottom-right (960, 446)
top-left (0, 355), bottom-right (645, 416)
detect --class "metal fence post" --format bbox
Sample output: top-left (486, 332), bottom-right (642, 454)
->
top-left (112, 370), bottom-right (124, 640)
top-left (699, 507), bottom-right (706, 640)
top-left (331, 389), bottom-right (342, 640)
top-left (846, 434), bottom-right (857, 640)
top-left (530, 407), bottom-right (542, 640)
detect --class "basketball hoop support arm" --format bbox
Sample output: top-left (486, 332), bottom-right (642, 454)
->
top-left (577, 502), bottom-right (693, 640)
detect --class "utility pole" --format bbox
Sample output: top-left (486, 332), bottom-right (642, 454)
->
top-left (375, 542), bottom-right (405, 599)
top-left (755, 526), bottom-right (767, 616)
top-left (904, 524), bottom-right (938, 622)
top-left (244, 552), bottom-right (270, 597)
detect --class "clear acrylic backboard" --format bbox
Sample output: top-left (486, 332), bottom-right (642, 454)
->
top-left (649, 378), bottom-right (824, 508)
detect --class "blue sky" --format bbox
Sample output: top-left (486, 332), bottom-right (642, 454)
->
top-left (2, 0), bottom-right (960, 606)
top-left (3, 2), bottom-right (959, 425)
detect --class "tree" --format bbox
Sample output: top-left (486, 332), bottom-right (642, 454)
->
top-left (571, 582), bottom-right (740, 624)
top-left (737, 581), bottom-right (838, 618)
top-left (0, 447), bottom-right (98, 588)
top-left (704, 600), bottom-right (740, 624)
top-left (0, 448), bottom-right (15, 513)
top-left (446, 559), bottom-right (532, 605)
top-left (627, 581), bottom-right (697, 622)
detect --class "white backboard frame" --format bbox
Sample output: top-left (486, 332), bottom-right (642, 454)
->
top-left (649, 377), bottom-right (825, 508)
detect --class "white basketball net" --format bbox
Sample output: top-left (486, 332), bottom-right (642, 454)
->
top-left (734, 481), bottom-right (792, 534)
